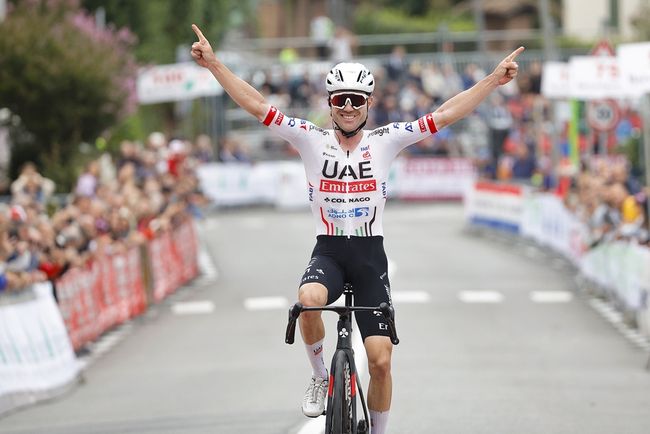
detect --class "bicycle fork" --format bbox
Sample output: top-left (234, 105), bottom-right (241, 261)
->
top-left (330, 308), bottom-right (370, 432)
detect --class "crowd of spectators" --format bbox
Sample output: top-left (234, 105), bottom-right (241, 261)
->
top-left (253, 45), bottom-right (548, 175)
top-left (0, 133), bottom-right (211, 295)
top-left (568, 158), bottom-right (649, 246)
top-left (2, 45), bottom-right (648, 296)
top-left (247, 44), bottom-right (649, 247)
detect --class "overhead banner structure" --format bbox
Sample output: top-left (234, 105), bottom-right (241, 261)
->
top-left (617, 42), bottom-right (650, 96)
top-left (568, 55), bottom-right (624, 100)
top-left (541, 61), bottom-right (570, 99)
top-left (137, 62), bottom-right (223, 104)
top-left (543, 41), bottom-right (650, 101)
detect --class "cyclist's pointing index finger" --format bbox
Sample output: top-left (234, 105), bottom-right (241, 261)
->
top-left (507, 46), bottom-right (525, 62)
top-left (192, 24), bottom-right (207, 42)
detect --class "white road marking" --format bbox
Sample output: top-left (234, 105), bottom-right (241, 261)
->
top-left (458, 291), bottom-right (504, 303)
top-left (530, 291), bottom-right (574, 303)
top-left (243, 296), bottom-right (288, 311)
top-left (198, 249), bottom-right (218, 279)
top-left (296, 417), bottom-right (324, 434)
top-left (391, 290), bottom-right (431, 303)
top-left (171, 301), bottom-right (215, 315)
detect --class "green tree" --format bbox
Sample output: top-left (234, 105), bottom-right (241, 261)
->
top-left (79, 0), bottom-right (255, 143)
top-left (82, 0), bottom-right (253, 64)
top-left (0, 0), bottom-right (137, 189)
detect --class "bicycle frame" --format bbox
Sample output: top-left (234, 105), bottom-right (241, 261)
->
top-left (285, 284), bottom-right (399, 433)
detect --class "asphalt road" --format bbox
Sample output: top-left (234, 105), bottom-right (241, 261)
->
top-left (1, 203), bottom-right (649, 434)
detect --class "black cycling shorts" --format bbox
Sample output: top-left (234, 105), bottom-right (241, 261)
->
top-left (299, 235), bottom-right (393, 341)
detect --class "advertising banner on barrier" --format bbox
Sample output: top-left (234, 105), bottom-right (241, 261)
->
top-left (0, 283), bottom-right (82, 416)
top-left (521, 193), bottom-right (587, 264)
top-left (581, 242), bottom-right (650, 311)
top-left (464, 181), bottom-right (524, 233)
top-left (392, 158), bottom-right (476, 200)
top-left (197, 158), bottom-right (475, 207)
top-left (55, 247), bottom-right (147, 350)
top-left (149, 220), bottom-right (199, 303)
top-left (468, 183), bottom-right (650, 319)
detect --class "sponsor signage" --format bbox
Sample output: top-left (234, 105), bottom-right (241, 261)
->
top-left (546, 40), bottom-right (650, 100)
top-left (618, 42), bottom-right (650, 96)
top-left (137, 62), bottom-right (223, 104)
top-left (320, 179), bottom-right (377, 193)
top-left (541, 61), bottom-right (570, 99)
top-left (568, 56), bottom-right (623, 100)
top-left (464, 181), bottom-right (524, 233)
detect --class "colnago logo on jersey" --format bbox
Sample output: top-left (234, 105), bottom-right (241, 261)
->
top-left (324, 196), bottom-right (370, 203)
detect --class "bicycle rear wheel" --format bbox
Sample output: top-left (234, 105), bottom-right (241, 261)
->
top-left (327, 350), bottom-right (356, 434)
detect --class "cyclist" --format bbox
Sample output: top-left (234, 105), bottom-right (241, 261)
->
top-left (191, 23), bottom-right (522, 434)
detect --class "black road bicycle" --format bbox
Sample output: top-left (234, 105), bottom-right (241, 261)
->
top-left (285, 283), bottom-right (399, 434)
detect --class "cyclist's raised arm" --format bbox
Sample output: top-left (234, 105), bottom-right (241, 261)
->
top-left (191, 24), bottom-right (269, 122)
top-left (432, 46), bottom-right (524, 130)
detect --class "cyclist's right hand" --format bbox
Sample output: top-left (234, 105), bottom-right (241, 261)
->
top-left (191, 24), bottom-right (217, 68)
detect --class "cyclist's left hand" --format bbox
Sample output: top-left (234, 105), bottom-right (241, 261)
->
top-left (493, 46), bottom-right (524, 86)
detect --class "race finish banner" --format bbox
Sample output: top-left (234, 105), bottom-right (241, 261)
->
top-left (137, 62), bottom-right (223, 104)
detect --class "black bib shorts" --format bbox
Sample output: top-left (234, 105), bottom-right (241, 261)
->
top-left (300, 235), bottom-right (393, 341)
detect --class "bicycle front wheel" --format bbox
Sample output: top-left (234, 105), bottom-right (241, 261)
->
top-left (327, 351), bottom-right (356, 434)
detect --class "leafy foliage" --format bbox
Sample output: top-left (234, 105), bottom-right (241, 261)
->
top-left (81, 0), bottom-right (255, 64)
top-left (0, 0), bottom-right (137, 189)
top-left (354, 2), bottom-right (474, 54)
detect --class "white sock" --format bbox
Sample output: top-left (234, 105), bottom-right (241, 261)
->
top-left (305, 339), bottom-right (328, 379)
top-left (370, 410), bottom-right (390, 434)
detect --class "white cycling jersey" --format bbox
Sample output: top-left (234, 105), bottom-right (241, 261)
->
top-left (262, 106), bottom-right (438, 237)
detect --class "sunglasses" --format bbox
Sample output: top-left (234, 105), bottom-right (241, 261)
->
top-left (329, 92), bottom-right (369, 109)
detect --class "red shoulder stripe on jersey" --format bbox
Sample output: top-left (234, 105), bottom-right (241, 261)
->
top-left (262, 106), bottom-right (278, 126)
top-left (425, 113), bottom-right (438, 133)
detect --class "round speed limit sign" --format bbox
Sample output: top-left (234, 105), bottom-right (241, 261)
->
top-left (587, 99), bottom-right (620, 132)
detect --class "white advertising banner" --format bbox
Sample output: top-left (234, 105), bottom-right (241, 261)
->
top-left (541, 61), bottom-right (570, 99)
top-left (568, 56), bottom-right (623, 100)
top-left (0, 283), bottom-right (82, 416)
top-left (137, 62), bottom-right (223, 104)
top-left (581, 242), bottom-right (650, 310)
top-left (617, 42), bottom-right (650, 97)
top-left (197, 158), bottom-right (475, 208)
top-left (392, 158), bottom-right (476, 200)
top-left (521, 193), bottom-right (587, 264)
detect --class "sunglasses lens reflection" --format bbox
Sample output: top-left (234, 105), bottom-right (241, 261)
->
top-left (330, 93), bottom-right (367, 109)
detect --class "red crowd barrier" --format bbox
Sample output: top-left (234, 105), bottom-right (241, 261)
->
top-left (149, 219), bottom-right (199, 302)
top-left (54, 219), bottom-right (199, 350)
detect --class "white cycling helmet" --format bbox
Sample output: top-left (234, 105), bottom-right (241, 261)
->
top-left (325, 62), bottom-right (375, 94)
